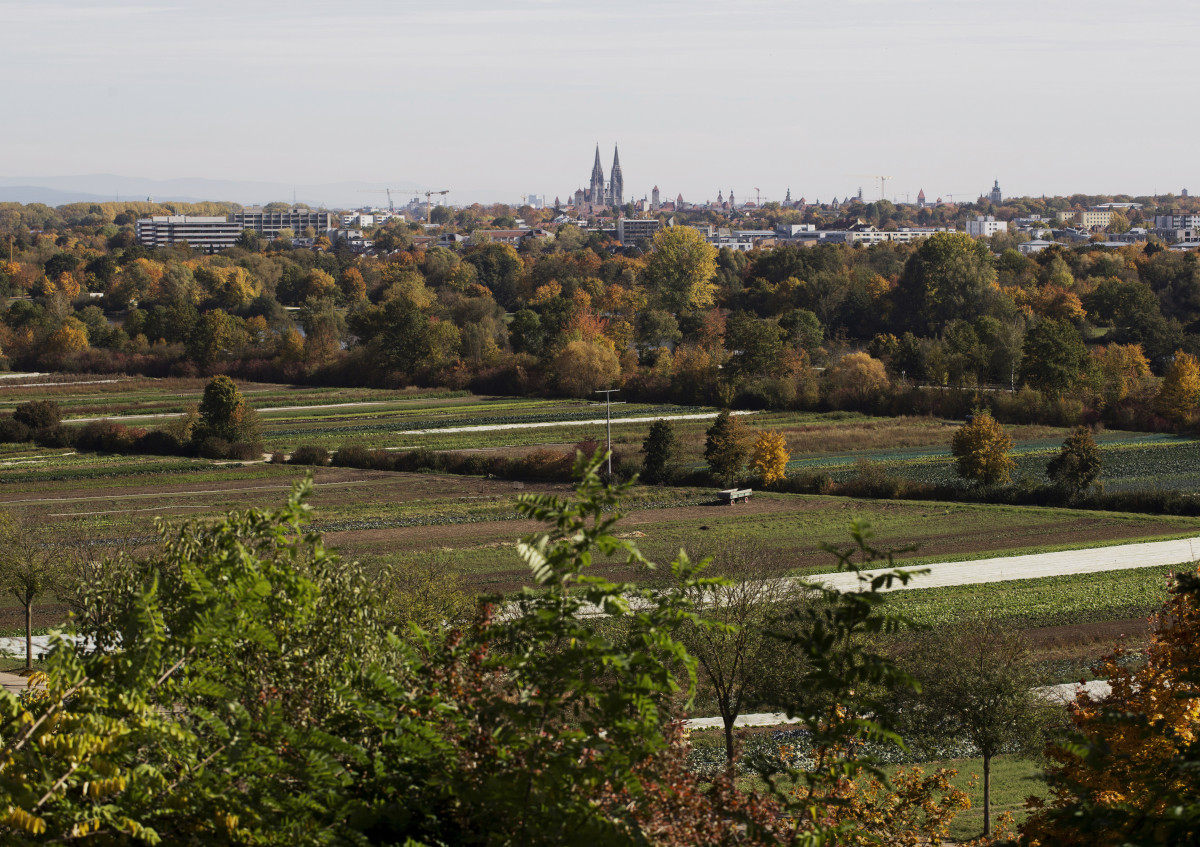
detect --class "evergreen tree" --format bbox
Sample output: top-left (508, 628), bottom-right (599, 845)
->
top-left (193, 375), bottom-right (260, 446)
top-left (1047, 425), bottom-right (1102, 496)
top-left (704, 410), bottom-right (750, 484)
top-left (640, 419), bottom-right (677, 485)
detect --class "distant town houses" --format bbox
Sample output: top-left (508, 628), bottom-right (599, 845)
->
top-left (129, 145), bottom-right (1197, 259)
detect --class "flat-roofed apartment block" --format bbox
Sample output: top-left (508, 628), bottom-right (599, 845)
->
top-left (616, 218), bottom-right (662, 244)
top-left (232, 207), bottom-right (336, 238)
top-left (135, 216), bottom-right (243, 253)
top-left (1155, 214), bottom-right (1200, 229)
top-left (966, 215), bottom-right (1008, 238)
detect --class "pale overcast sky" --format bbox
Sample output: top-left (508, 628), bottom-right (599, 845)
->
top-left (2, 0), bottom-right (1198, 205)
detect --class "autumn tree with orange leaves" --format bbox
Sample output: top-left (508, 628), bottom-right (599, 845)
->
top-left (1023, 566), bottom-right (1200, 846)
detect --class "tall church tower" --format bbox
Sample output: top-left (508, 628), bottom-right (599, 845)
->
top-left (589, 144), bottom-right (606, 206)
top-left (610, 145), bottom-right (624, 208)
top-left (651, 185), bottom-right (660, 211)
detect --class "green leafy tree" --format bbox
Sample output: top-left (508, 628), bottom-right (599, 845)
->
top-left (951, 410), bottom-right (1015, 485)
top-left (185, 308), bottom-right (235, 368)
top-left (726, 311), bottom-right (787, 378)
top-left (508, 308), bottom-right (544, 355)
top-left (1047, 425), bottom-right (1102, 496)
top-left (704, 410), bottom-right (751, 484)
top-left (192, 374), bottom-right (260, 446)
top-left (764, 523), bottom-right (926, 839)
top-left (670, 541), bottom-right (808, 764)
top-left (463, 242), bottom-right (523, 309)
top-left (890, 617), bottom-right (1055, 839)
top-left (0, 511), bottom-right (65, 671)
top-left (893, 231), bottom-right (1001, 334)
top-left (642, 225), bottom-right (719, 313)
top-left (1021, 318), bottom-right (1090, 398)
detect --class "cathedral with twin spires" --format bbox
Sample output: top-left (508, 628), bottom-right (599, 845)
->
top-left (573, 144), bottom-right (623, 209)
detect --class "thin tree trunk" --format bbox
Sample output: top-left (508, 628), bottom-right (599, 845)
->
top-left (723, 713), bottom-right (736, 765)
top-left (24, 603), bottom-right (32, 672)
top-left (983, 752), bottom-right (991, 838)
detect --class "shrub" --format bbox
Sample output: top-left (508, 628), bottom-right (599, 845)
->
top-left (458, 454), bottom-right (490, 476)
top-left (332, 445), bottom-right (373, 468)
top-left (76, 420), bottom-right (143, 453)
top-left (135, 429), bottom-right (185, 455)
top-left (13, 400), bottom-right (62, 431)
top-left (289, 445), bottom-right (330, 466)
top-left (836, 460), bottom-right (907, 500)
top-left (227, 442), bottom-right (261, 461)
top-left (34, 424), bottom-right (77, 448)
top-left (197, 436), bottom-right (231, 459)
top-left (0, 416), bottom-right (31, 444)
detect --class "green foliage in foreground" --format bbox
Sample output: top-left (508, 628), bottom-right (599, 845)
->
top-left (0, 453), bottom-right (933, 845)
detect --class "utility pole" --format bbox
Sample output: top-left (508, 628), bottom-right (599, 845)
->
top-left (591, 389), bottom-right (625, 478)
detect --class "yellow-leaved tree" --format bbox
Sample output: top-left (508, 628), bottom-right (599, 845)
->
top-left (1154, 349), bottom-right (1200, 424)
top-left (749, 430), bottom-right (790, 485)
top-left (950, 410), bottom-right (1014, 485)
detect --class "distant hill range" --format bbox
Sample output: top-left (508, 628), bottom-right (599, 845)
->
top-left (0, 174), bottom-right (435, 209)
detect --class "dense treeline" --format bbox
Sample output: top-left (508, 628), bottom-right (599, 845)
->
top-left (4, 199), bottom-right (1200, 432)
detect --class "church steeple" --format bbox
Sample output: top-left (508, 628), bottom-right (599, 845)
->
top-left (589, 144), bottom-right (605, 205)
top-left (610, 144), bottom-right (624, 207)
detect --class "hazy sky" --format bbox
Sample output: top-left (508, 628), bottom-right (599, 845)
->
top-left (3, 0), bottom-right (1198, 205)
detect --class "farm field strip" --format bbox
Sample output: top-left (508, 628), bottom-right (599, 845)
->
top-left (0, 478), bottom-right (379, 505)
top-left (69, 399), bottom-right (401, 423)
top-left (387, 410), bottom-right (753, 437)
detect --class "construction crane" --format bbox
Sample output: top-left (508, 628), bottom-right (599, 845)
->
top-left (358, 188), bottom-right (419, 213)
top-left (423, 190), bottom-right (449, 222)
top-left (854, 174), bottom-right (894, 201)
top-left (944, 193), bottom-right (973, 204)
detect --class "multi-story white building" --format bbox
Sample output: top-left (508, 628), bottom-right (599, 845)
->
top-left (965, 215), bottom-right (1008, 238)
top-left (616, 218), bottom-right (662, 244)
top-left (844, 225), bottom-right (952, 245)
top-left (134, 216), bottom-right (243, 253)
top-left (232, 207), bottom-right (336, 238)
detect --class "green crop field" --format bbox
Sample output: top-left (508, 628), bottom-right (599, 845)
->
top-left (7, 376), bottom-right (1199, 497)
top-left (889, 565), bottom-right (1174, 631)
